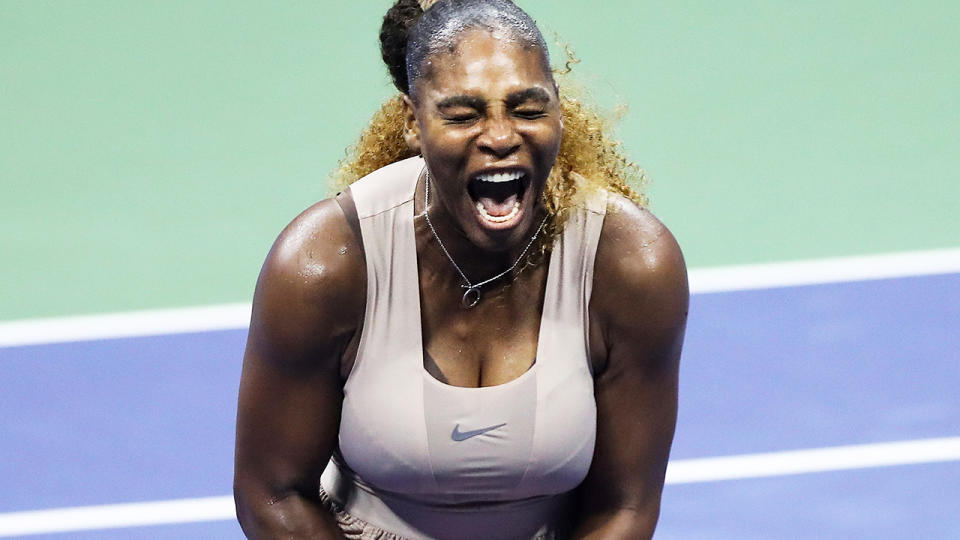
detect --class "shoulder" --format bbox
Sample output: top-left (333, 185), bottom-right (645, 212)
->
top-left (590, 193), bottom-right (689, 366)
top-left (594, 193), bottom-right (687, 292)
top-left (247, 195), bottom-right (366, 371)
top-left (261, 196), bottom-right (364, 300)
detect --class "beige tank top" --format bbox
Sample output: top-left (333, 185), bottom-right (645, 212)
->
top-left (321, 156), bottom-right (607, 539)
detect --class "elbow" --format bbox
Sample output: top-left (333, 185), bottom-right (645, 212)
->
top-left (233, 476), bottom-right (336, 539)
top-left (630, 505), bottom-right (661, 540)
top-left (232, 477), bottom-right (289, 537)
top-left (573, 503), bottom-right (661, 540)
top-left (233, 478), bottom-right (263, 536)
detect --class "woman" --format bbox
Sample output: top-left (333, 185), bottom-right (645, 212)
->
top-left (234, 1), bottom-right (688, 538)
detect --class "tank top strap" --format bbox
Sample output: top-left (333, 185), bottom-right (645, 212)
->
top-left (348, 157), bottom-right (426, 378)
top-left (349, 156), bottom-right (424, 218)
top-left (536, 187), bottom-right (608, 377)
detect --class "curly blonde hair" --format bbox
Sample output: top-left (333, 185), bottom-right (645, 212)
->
top-left (328, 76), bottom-right (647, 249)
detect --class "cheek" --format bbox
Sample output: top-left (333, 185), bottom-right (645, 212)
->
top-left (422, 128), bottom-right (476, 164)
top-left (529, 124), bottom-right (563, 160)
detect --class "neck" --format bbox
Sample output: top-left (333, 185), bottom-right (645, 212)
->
top-left (414, 170), bottom-right (546, 287)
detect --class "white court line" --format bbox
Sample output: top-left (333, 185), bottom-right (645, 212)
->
top-left (1, 436), bottom-right (959, 537)
top-left (687, 246), bottom-right (960, 294)
top-left (664, 436), bottom-right (960, 484)
top-left (0, 496), bottom-right (235, 538)
top-left (1, 247), bottom-right (958, 348)
top-left (0, 303), bottom-right (251, 348)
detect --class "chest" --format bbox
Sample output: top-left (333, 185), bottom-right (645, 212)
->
top-left (418, 263), bottom-right (548, 388)
top-left (339, 174), bottom-right (605, 502)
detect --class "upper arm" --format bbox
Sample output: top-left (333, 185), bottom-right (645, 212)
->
top-left (234, 197), bottom-right (365, 510)
top-left (577, 195), bottom-right (688, 536)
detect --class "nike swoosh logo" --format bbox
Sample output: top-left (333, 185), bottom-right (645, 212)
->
top-left (451, 422), bottom-right (507, 442)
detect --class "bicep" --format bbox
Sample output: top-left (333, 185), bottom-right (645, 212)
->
top-left (573, 351), bottom-right (681, 539)
top-left (576, 203), bottom-right (688, 535)
top-left (582, 332), bottom-right (682, 514)
top-left (233, 302), bottom-right (347, 538)
top-left (234, 201), bottom-right (363, 510)
top-left (234, 337), bottom-right (343, 502)
top-left (232, 258), bottom-right (356, 539)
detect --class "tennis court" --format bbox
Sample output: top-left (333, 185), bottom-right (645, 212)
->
top-left (2, 1), bottom-right (958, 538)
top-left (2, 257), bottom-right (958, 538)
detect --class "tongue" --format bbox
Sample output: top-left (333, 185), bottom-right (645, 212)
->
top-left (477, 193), bottom-right (520, 216)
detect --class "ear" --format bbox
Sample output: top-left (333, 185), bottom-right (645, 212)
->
top-left (553, 81), bottom-right (564, 134)
top-left (556, 104), bottom-right (565, 140)
top-left (402, 94), bottom-right (422, 154)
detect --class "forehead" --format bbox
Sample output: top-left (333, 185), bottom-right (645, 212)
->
top-left (419, 29), bottom-right (552, 98)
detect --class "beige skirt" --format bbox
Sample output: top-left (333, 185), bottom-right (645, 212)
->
top-left (319, 488), bottom-right (563, 540)
top-left (319, 488), bottom-right (408, 540)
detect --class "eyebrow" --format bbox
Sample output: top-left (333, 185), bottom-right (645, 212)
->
top-left (435, 87), bottom-right (553, 111)
top-left (436, 95), bottom-right (487, 111)
top-left (504, 87), bottom-right (552, 108)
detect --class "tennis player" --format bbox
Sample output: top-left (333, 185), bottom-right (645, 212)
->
top-left (234, 1), bottom-right (687, 538)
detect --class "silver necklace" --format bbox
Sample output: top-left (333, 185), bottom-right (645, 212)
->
top-left (423, 169), bottom-right (548, 309)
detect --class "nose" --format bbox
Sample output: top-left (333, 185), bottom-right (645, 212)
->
top-left (477, 116), bottom-right (521, 158)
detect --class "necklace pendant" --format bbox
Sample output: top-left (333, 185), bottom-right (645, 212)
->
top-left (461, 287), bottom-right (481, 309)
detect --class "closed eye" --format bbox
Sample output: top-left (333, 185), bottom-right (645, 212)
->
top-left (514, 109), bottom-right (547, 119)
top-left (443, 114), bottom-right (480, 124)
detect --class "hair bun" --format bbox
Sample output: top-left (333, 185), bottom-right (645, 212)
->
top-left (380, 0), bottom-right (424, 94)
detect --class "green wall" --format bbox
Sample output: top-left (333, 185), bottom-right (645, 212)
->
top-left (2, 1), bottom-right (958, 319)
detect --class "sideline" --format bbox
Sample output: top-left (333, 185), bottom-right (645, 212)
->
top-left (2, 436), bottom-right (958, 537)
top-left (2, 247), bottom-right (959, 348)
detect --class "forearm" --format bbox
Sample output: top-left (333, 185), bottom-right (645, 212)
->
top-left (571, 507), bottom-right (658, 540)
top-left (235, 489), bottom-right (345, 540)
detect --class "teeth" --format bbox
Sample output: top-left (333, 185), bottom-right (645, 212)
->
top-left (476, 201), bottom-right (521, 223)
top-left (476, 171), bottom-right (523, 183)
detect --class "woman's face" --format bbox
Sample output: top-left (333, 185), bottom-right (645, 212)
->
top-left (406, 29), bottom-right (563, 253)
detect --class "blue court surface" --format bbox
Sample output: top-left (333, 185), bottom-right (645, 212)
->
top-left (1, 271), bottom-right (958, 538)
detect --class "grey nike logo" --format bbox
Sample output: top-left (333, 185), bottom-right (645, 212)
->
top-left (451, 422), bottom-right (507, 442)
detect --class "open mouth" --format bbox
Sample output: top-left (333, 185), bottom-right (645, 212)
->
top-left (467, 170), bottom-right (528, 227)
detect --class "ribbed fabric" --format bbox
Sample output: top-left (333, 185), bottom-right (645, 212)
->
top-left (321, 156), bottom-right (607, 539)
